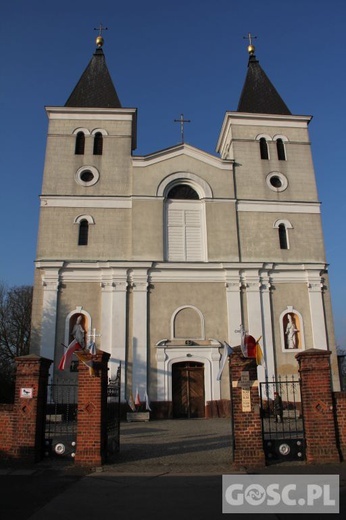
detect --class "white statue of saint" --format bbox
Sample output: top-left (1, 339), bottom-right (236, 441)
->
top-left (72, 315), bottom-right (85, 348)
top-left (285, 314), bottom-right (298, 349)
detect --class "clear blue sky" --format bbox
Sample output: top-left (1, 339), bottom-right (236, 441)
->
top-left (1, 0), bottom-right (345, 346)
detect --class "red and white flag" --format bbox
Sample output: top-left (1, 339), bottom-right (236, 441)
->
top-left (58, 340), bottom-right (82, 371)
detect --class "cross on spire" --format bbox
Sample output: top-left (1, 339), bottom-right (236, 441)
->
top-left (243, 32), bottom-right (257, 46)
top-left (94, 23), bottom-right (108, 36)
top-left (174, 113), bottom-right (191, 143)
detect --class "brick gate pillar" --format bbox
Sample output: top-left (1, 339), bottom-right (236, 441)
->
top-left (296, 348), bottom-right (340, 463)
top-left (229, 346), bottom-right (265, 468)
top-left (12, 354), bottom-right (52, 462)
top-left (75, 350), bottom-right (110, 467)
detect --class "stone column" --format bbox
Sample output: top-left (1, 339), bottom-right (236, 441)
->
top-left (260, 275), bottom-right (275, 381)
top-left (75, 350), bottom-right (110, 467)
top-left (12, 355), bottom-right (52, 462)
top-left (296, 348), bottom-right (340, 463)
top-left (229, 346), bottom-right (265, 468)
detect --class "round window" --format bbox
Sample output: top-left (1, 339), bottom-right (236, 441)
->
top-left (80, 170), bottom-right (94, 183)
top-left (266, 172), bottom-right (288, 192)
top-left (75, 166), bottom-right (100, 187)
top-left (270, 176), bottom-right (282, 188)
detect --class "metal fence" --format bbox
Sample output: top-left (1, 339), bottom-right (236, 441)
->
top-left (106, 365), bottom-right (121, 460)
top-left (44, 378), bottom-right (78, 459)
top-left (260, 376), bottom-right (305, 463)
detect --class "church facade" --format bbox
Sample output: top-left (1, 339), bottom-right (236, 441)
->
top-left (31, 36), bottom-right (340, 418)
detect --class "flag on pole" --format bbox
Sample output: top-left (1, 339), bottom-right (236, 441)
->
top-left (217, 341), bottom-right (234, 380)
top-left (88, 341), bottom-right (96, 355)
top-left (244, 334), bottom-right (257, 358)
top-left (255, 338), bottom-right (266, 368)
top-left (144, 391), bottom-right (152, 411)
top-left (58, 340), bottom-right (82, 371)
top-left (135, 387), bottom-right (141, 407)
top-left (128, 392), bottom-right (136, 411)
top-left (240, 326), bottom-right (247, 357)
top-left (74, 350), bottom-right (95, 376)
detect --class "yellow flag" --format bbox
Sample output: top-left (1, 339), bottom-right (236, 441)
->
top-left (255, 338), bottom-right (266, 368)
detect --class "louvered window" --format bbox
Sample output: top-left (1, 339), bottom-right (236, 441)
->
top-left (166, 201), bottom-right (205, 261)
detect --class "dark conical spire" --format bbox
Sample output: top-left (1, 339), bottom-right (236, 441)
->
top-left (65, 37), bottom-right (121, 108)
top-left (237, 44), bottom-right (291, 115)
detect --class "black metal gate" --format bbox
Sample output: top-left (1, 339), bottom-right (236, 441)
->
top-left (44, 378), bottom-right (78, 460)
top-left (106, 365), bottom-right (121, 460)
top-left (260, 376), bottom-right (305, 463)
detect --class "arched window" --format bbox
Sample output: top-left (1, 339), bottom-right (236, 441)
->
top-left (93, 132), bottom-right (103, 155)
top-left (165, 184), bottom-right (206, 261)
top-left (274, 219), bottom-right (292, 250)
top-left (75, 132), bottom-right (85, 155)
top-left (276, 138), bottom-right (286, 161)
top-left (167, 185), bottom-right (199, 200)
top-left (259, 138), bottom-right (269, 160)
top-left (78, 219), bottom-right (89, 246)
top-left (278, 224), bottom-right (288, 249)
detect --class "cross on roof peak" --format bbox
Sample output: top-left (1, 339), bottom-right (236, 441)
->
top-left (174, 113), bottom-right (191, 144)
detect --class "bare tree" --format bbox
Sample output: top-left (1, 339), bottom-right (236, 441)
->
top-left (0, 283), bottom-right (33, 402)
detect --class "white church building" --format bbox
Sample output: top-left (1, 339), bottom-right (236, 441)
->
top-left (31, 35), bottom-right (340, 418)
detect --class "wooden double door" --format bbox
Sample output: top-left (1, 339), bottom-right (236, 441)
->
top-left (172, 362), bottom-right (205, 418)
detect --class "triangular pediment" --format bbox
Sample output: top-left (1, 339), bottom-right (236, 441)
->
top-left (133, 143), bottom-right (231, 170)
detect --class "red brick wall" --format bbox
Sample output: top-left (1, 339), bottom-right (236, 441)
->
top-left (296, 349), bottom-right (340, 463)
top-left (74, 350), bottom-right (110, 467)
top-left (229, 346), bottom-right (265, 468)
top-left (0, 405), bottom-right (14, 457)
top-left (334, 391), bottom-right (346, 460)
top-left (0, 355), bottom-right (51, 463)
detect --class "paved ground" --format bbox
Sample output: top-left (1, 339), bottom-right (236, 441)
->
top-left (112, 418), bottom-right (234, 474)
top-left (1, 419), bottom-right (345, 519)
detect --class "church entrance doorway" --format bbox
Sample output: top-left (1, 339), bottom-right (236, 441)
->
top-left (172, 361), bottom-right (205, 418)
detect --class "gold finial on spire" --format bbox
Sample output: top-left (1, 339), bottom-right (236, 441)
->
top-left (243, 32), bottom-right (257, 55)
top-left (94, 23), bottom-right (108, 47)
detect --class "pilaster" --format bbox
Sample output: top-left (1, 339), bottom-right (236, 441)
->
top-left (243, 272), bottom-right (263, 340)
top-left (225, 272), bottom-right (242, 346)
top-left (131, 270), bottom-right (149, 397)
top-left (40, 265), bottom-right (63, 364)
top-left (260, 273), bottom-right (275, 381)
top-left (306, 274), bottom-right (327, 349)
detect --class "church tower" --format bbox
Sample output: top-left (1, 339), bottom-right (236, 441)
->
top-left (31, 36), bottom-right (340, 419)
top-left (31, 35), bottom-right (137, 398)
top-left (216, 40), bottom-right (338, 387)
